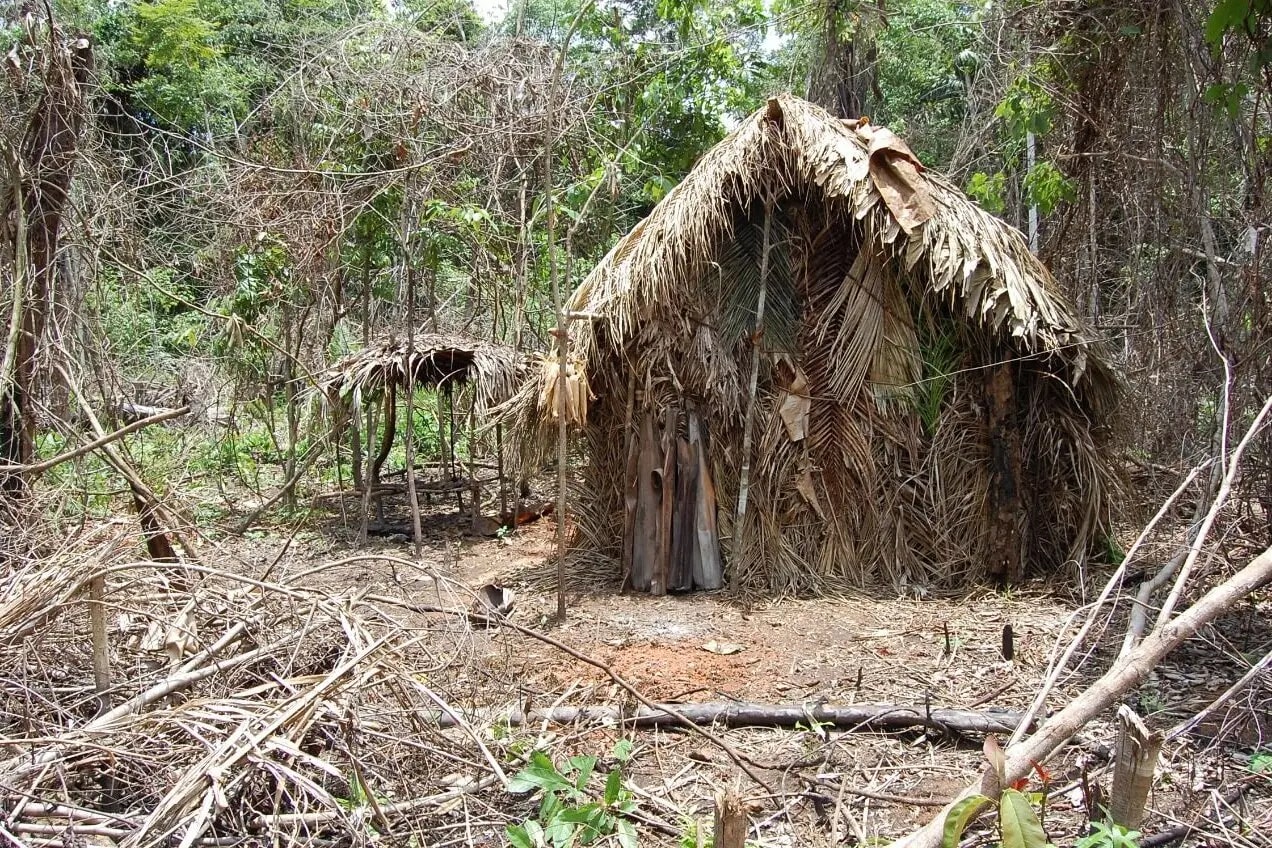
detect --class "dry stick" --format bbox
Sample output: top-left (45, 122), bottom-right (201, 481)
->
top-left (387, 597), bottom-right (774, 793)
top-left (0, 146), bottom-right (27, 402)
top-left (1167, 644), bottom-right (1272, 741)
top-left (0, 405), bottom-right (190, 474)
top-left (402, 187), bottom-right (424, 559)
top-left (888, 543), bottom-right (1272, 848)
top-left (1008, 463), bottom-right (1206, 747)
top-left (60, 367), bottom-right (197, 562)
top-left (542, 0), bottom-right (596, 621)
top-left (1152, 392), bottom-right (1272, 629)
top-left (731, 201), bottom-right (773, 590)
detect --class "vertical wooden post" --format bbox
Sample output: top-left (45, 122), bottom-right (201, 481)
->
top-left (985, 360), bottom-right (1025, 584)
top-left (1108, 705), bottom-right (1162, 829)
top-left (713, 787), bottom-right (747, 848)
top-left (88, 573), bottom-right (111, 705)
top-left (731, 202), bottom-right (773, 591)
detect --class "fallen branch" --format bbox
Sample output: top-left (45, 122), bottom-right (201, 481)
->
top-left (888, 543), bottom-right (1272, 848)
top-left (0, 405), bottom-right (189, 475)
top-left (434, 701), bottom-right (1027, 736)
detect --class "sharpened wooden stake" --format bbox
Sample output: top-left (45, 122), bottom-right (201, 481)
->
top-left (1108, 705), bottom-right (1162, 829)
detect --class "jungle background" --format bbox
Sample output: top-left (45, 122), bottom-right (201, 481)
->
top-left (1, 0), bottom-right (1271, 846)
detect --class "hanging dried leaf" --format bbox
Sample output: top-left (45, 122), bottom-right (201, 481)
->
top-left (778, 368), bottom-right (811, 442)
top-left (795, 467), bottom-right (825, 519)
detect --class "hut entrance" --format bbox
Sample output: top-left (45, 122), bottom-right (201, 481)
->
top-left (318, 332), bottom-right (525, 536)
top-left (623, 404), bottom-right (723, 594)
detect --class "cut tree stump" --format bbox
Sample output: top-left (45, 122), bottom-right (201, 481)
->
top-left (1108, 705), bottom-right (1162, 829)
top-left (713, 787), bottom-right (747, 848)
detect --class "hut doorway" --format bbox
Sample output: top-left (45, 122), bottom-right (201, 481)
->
top-left (624, 404), bottom-right (724, 594)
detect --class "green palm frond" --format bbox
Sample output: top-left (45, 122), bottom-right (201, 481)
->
top-left (716, 202), bottom-right (799, 355)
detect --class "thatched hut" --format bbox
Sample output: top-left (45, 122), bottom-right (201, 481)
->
top-left (513, 95), bottom-right (1121, 596)
top-left (319, 332), bottom-right (524, 513)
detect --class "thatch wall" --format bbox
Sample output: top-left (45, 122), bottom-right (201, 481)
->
top-left (512, 95), bottom-right (1120, 594)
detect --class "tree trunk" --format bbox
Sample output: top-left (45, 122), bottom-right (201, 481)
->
top-left (1, 27), bottom-right (92, 497)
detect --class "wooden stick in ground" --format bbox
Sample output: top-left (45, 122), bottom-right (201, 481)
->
top-left (88, 572), bottom-right (111, 705)
top-left (713, 786), bottom-right (747, 848)
top-left (887, 543), bottom-right (1272, 848)
top-left (541, 1), bottom-right (596, 621)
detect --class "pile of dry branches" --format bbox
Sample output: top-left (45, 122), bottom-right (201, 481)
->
top-left (0, 521), bottom-right (548, 846)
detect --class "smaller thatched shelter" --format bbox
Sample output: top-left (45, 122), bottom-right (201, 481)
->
top-left (319, 332), bottom-right (524, 510)
top-left (319, 332), bottom-right (523, 415)
top-left (511, 95), bottom-right (1121, 596)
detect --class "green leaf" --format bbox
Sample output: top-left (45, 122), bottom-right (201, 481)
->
top-left (999, 788), bottom-right (1049, 848)
top-left (611, 739), bottom-right (634, 763)
top-left (616, 818), bottom-right (638, 848)
top-left (1206, 0), bottom-right (1251, 45)
top-left (941, 794), bottom-right (993, 848)
top-left (569, 756), bottom-right (598, 790)
top-left (544, 815), bottom-right (576, 848)
top-left (509, 752), bottom-right (575, 795)
top-left (508, 820), bottom-right (544, 848)
top-left (604, 769), bottom-right (623, 806)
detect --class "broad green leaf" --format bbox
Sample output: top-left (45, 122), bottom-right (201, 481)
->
top-left (1206, 0), bottom-right (1252, 45)
top-left (611, 739), bottom-right (634, 763)
top-left (941, 794), bottom-right (993, 848)
top-left (999, 788), bottom-right (1049, 848)
top-left (507, 823), bottom-right (534, 848)
top-left (616, 818), bottom-right (638, 848)
top-left (544, 815), bottom-right (575, 848)
top-left (604, 769), bottom-right (623, 805)
top-left (569, 756), bottom-right (597, 790)
top-left (509, 752), bottom-right (574, 795)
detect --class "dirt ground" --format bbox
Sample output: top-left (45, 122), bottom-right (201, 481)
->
top-left (223, 505), bottom-right (1271, 847)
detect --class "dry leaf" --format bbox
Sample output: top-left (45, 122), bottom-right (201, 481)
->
top-left (702, 640), bottom-right (744, 655)
top-left (795, 467), bottom-right (825, 519)
top-left (778, 368), bottom-right (811, 442)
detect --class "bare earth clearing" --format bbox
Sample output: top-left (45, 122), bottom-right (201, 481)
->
top-left (210, 512), bottom-right (1271, 847)
top-left (3, 497), bottom-right (1269, 848)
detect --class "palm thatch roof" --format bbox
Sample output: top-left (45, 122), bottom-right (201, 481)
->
top-left (512, 94), bottom-right (1121, 595)
top-left (318, 331), bottom-right (524, 415)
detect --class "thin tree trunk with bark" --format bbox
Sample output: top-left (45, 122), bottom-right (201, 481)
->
top-left (1, 26), bottom-right (92, 497)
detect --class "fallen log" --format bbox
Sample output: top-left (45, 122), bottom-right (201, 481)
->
top-left (434, 701), bottom-right (1029, 735)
